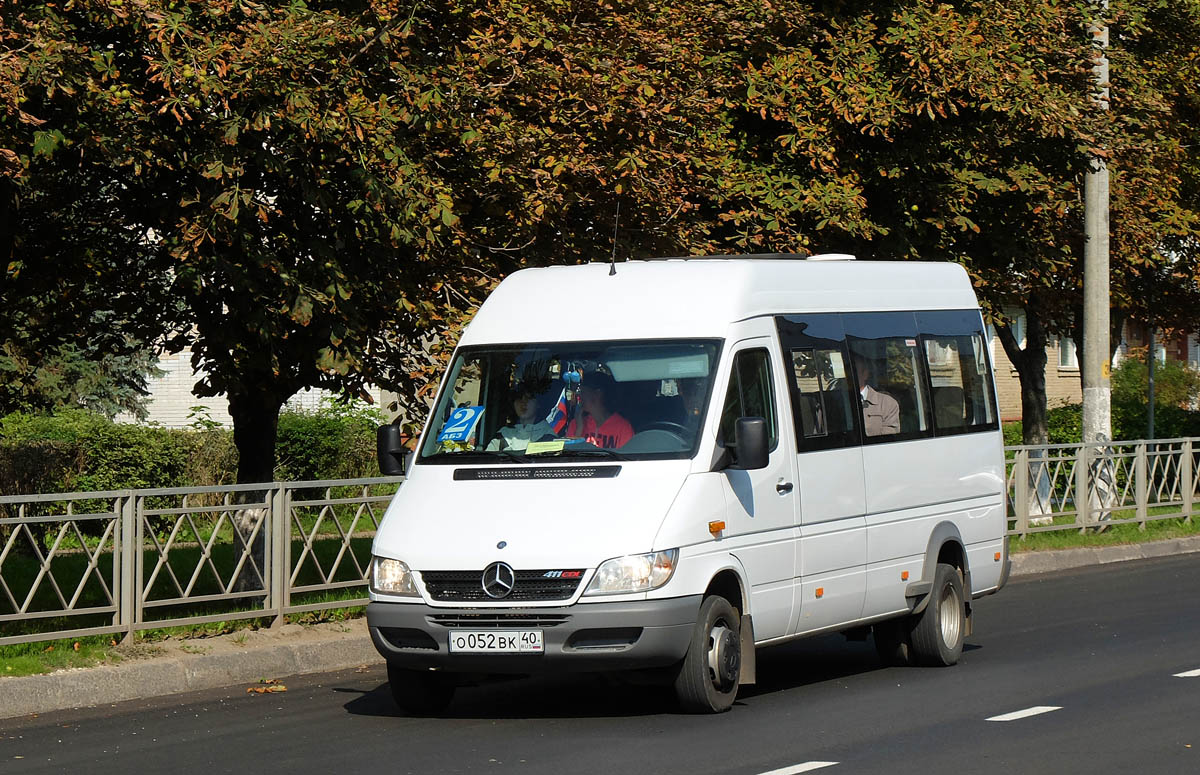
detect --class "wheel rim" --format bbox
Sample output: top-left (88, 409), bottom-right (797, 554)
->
top-left (938, 582), bottom-right (961, 647)
top-left (706, 621), bottom-right (740, 692)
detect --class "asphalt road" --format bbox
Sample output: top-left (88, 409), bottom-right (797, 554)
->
top-left (4, 554), bottom-right (1199, 775)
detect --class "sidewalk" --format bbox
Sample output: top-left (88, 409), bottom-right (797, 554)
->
top-left (3, 536), bottom-right (1199, 721)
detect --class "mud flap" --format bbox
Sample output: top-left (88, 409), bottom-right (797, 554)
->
top-left (739, 614), bottom-right (756, 685)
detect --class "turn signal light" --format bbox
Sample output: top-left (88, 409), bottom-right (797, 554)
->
top-left (815, 587), bottom-right (824, 598)
top-left (995, 552), bottom-right (1002, 561)
top-left (901, 571), bottom-right (910, 581)
top-left (708, 520), bottom-right (726, 535)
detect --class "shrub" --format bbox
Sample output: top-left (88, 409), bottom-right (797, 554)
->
top-left (1111, 351), bottom-right (1200, 409)
top-left (1008, 402), bottom-right (1200, 445)
top-left (0, 400), bottom-right (384, 499)
top-left (274, 398), bottom-right (386, 482)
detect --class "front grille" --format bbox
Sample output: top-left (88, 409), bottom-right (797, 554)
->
top-left (428, 613), bottom-right (571, 628)
top-left (421, 570), bottom-right (584, 602)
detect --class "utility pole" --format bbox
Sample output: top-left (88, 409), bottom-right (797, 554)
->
top-left (1082, 1), bottom-right (1112, 446)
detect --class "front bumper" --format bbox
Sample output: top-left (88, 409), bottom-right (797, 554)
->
top-left (367, 595), bottom-right (701, 674)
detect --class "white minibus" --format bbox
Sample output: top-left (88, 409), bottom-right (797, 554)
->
top-left (370, 255), bottom-right (1009, 714)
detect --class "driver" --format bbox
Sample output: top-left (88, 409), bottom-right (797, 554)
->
top-left (487, 386), bottom-right (554, 452)
top-left (571, 368), bottom-right (634, 449)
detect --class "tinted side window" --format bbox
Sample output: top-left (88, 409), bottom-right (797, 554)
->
top-left (844, 312), bottom-right (933, 443)
top-left (776, 314), bottom-right (859, 451)
top-left (718, 349), bottom-right (778, 450)
top-left (917, 310), bottom-right (999, 433)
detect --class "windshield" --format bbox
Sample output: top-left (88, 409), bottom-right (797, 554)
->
top-left (419, 339), bottom-right (722, 463)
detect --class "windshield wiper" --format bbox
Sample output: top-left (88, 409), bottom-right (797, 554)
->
top-left (538, 447), bottom-right (630, 461)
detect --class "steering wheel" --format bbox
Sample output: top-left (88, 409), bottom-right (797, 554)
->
top-left (640, 421), bottom-right (690, 436)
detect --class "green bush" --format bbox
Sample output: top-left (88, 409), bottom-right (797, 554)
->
top-left (274, 398), bottom-right (386, 482)
top-left (1007, 402), bottom-right (1200, 445)
top-left (1111, 353), bottom-right (1200, 408)
top-left (0, 399), bottom-right (383, 496)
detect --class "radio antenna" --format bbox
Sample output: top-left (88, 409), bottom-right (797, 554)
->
top-left (609, 201), bottom-right (620, 276)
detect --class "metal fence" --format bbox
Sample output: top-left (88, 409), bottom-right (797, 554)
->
top-left (3, 439), bottom-right (1198, 647)
top-left (1006, 438), bottom-right (1197, 536)
top-left (0, 477), bottom-right (401, 647)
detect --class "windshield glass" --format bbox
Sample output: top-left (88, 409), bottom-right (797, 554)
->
top-left (419, 339), bottom-right (722, 463)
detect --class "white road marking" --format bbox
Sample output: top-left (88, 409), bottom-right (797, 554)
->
top-left (758, 763), bottom-right (839, 775)
top-left (1174, 668), bottom-right (1200, 678)
top-left (986, 706), bottom-right (1062, 722)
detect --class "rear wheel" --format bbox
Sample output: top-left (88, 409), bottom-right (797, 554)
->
top-left (673, 595), bottom-right (741, 713)
top-left (908, 562), bottom-right (965, 666)
top-left (387, 663), bottom-right (456, 715)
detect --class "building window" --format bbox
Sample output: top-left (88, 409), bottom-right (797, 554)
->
top-left (1058, 337), bottom-right (1078, 369)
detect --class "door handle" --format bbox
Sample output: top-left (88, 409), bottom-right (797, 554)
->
top-left (776, 480), bottom-right (794, 494)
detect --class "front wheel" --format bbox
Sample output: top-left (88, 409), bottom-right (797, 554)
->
top-left (908, 562), bottom-right (965, 666)
top-left (673, 595), bottom-right (741, 713)
top-left (387, 663), bottom-right (456, 715)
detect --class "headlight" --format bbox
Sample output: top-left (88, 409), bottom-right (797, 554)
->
top-left (371, 557), bottom-right (419, 597)
top-left (584, 549), bottom-right (679, 596)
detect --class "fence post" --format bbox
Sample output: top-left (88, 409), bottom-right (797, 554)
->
top-left (1014, 448), bottom-right (1030, 538)
top-left (134, 493), bottom-right (146, 637)
top-left (270, 484), bottom-right (288, 628)
top-left (1076, 443), bottom-right (1090, 533)
top-left (1183, 439), bottom-right (1194, 525)
top-left (118, 493), bottom-right (136, 643)
top-left (1135, 441), bottom-right (1148, 530)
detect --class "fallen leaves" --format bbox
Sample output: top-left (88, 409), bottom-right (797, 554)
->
top-left (246, 678), bottom-right (287, 694)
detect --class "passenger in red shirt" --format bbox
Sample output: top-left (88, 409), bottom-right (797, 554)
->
top-left (572, 370), bottom-right (634, 449)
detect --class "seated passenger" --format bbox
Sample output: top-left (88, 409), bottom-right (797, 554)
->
top-left (571, 369), bottom-right (634, 449)
top-left (487, 387), bottom-right (554, 452)
top-left (851, 354), bottom-right (900, 436)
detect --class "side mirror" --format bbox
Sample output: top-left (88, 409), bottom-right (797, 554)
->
top-left (730, 417), bottom-right (769, 471)
top-left (377, 424), bottom-right (408, 476)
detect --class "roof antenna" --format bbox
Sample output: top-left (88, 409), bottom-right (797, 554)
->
top-left (609, 201), bottom-right (620, 276)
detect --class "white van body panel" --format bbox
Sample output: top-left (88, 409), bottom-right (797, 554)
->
top-left (460, 260), bottom-right (979, 346)
top-left (375, 460), bottom-right (691, 573)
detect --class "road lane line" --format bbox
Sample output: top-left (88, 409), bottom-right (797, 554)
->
top-left (1174, 668), bottom-right (1200, 678)
top-left (758, 763), bottom-right (839, 775)
top-left (985, 706), bottom-right (1062, 722)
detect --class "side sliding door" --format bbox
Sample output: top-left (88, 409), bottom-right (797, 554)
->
top-left (775, 315), bottom-right (867, 635)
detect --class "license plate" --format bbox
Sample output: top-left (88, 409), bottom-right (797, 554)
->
top-left (448, 629), bottom-right (544, 654)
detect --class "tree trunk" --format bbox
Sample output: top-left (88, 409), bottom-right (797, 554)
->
top-left (997, 304), bottom-right (1052, 523)
top-left (996, 305), bottom-right (1049, 445)
top-left (229, 389), bottom-right (283, 484)
top-left (227, 388), bottom-right (285, 593)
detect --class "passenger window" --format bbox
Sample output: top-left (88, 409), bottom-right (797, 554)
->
top-left (918, 310), bottom-right (999, 432)
top-left (776, 313), bottom-right (859, 451)
top-left (844, 312), bottom-right (932, 442)
top-left (789, 348), bottom-right (855, 439)
top-left (718, 349), bottom-right (778, 450)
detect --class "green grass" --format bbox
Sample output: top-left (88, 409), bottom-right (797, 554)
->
top-left (1009, 506), bottom-right (1198, 552)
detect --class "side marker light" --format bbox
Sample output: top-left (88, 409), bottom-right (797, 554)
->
top-left (815, 587), bottom-right (824, 599)
top-left (901, 570), bottom-right (910, 581)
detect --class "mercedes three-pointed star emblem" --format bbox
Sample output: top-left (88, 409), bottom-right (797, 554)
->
top-left (481, 561), bottom-right (516, 599)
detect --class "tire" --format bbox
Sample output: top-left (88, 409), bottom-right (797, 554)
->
top-left (872, 618), bottom-right (913, 667)
top-left (387, 663), bottom-right (456, 715)
top-left (908, 563), bottom-right (965, 666)
top-left (673, 595), bottom-right (741, 713)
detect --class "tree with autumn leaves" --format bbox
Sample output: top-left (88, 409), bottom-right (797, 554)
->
top-left (3, 0), bottom-right (1199, 478)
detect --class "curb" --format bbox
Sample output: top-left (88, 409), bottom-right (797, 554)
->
top-left (1009, 534), bottom-right (1200, 577)
top-left (4, 537), bottom-right (1200, 721)
top-left (0, 620), bottom-right (380, 721)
